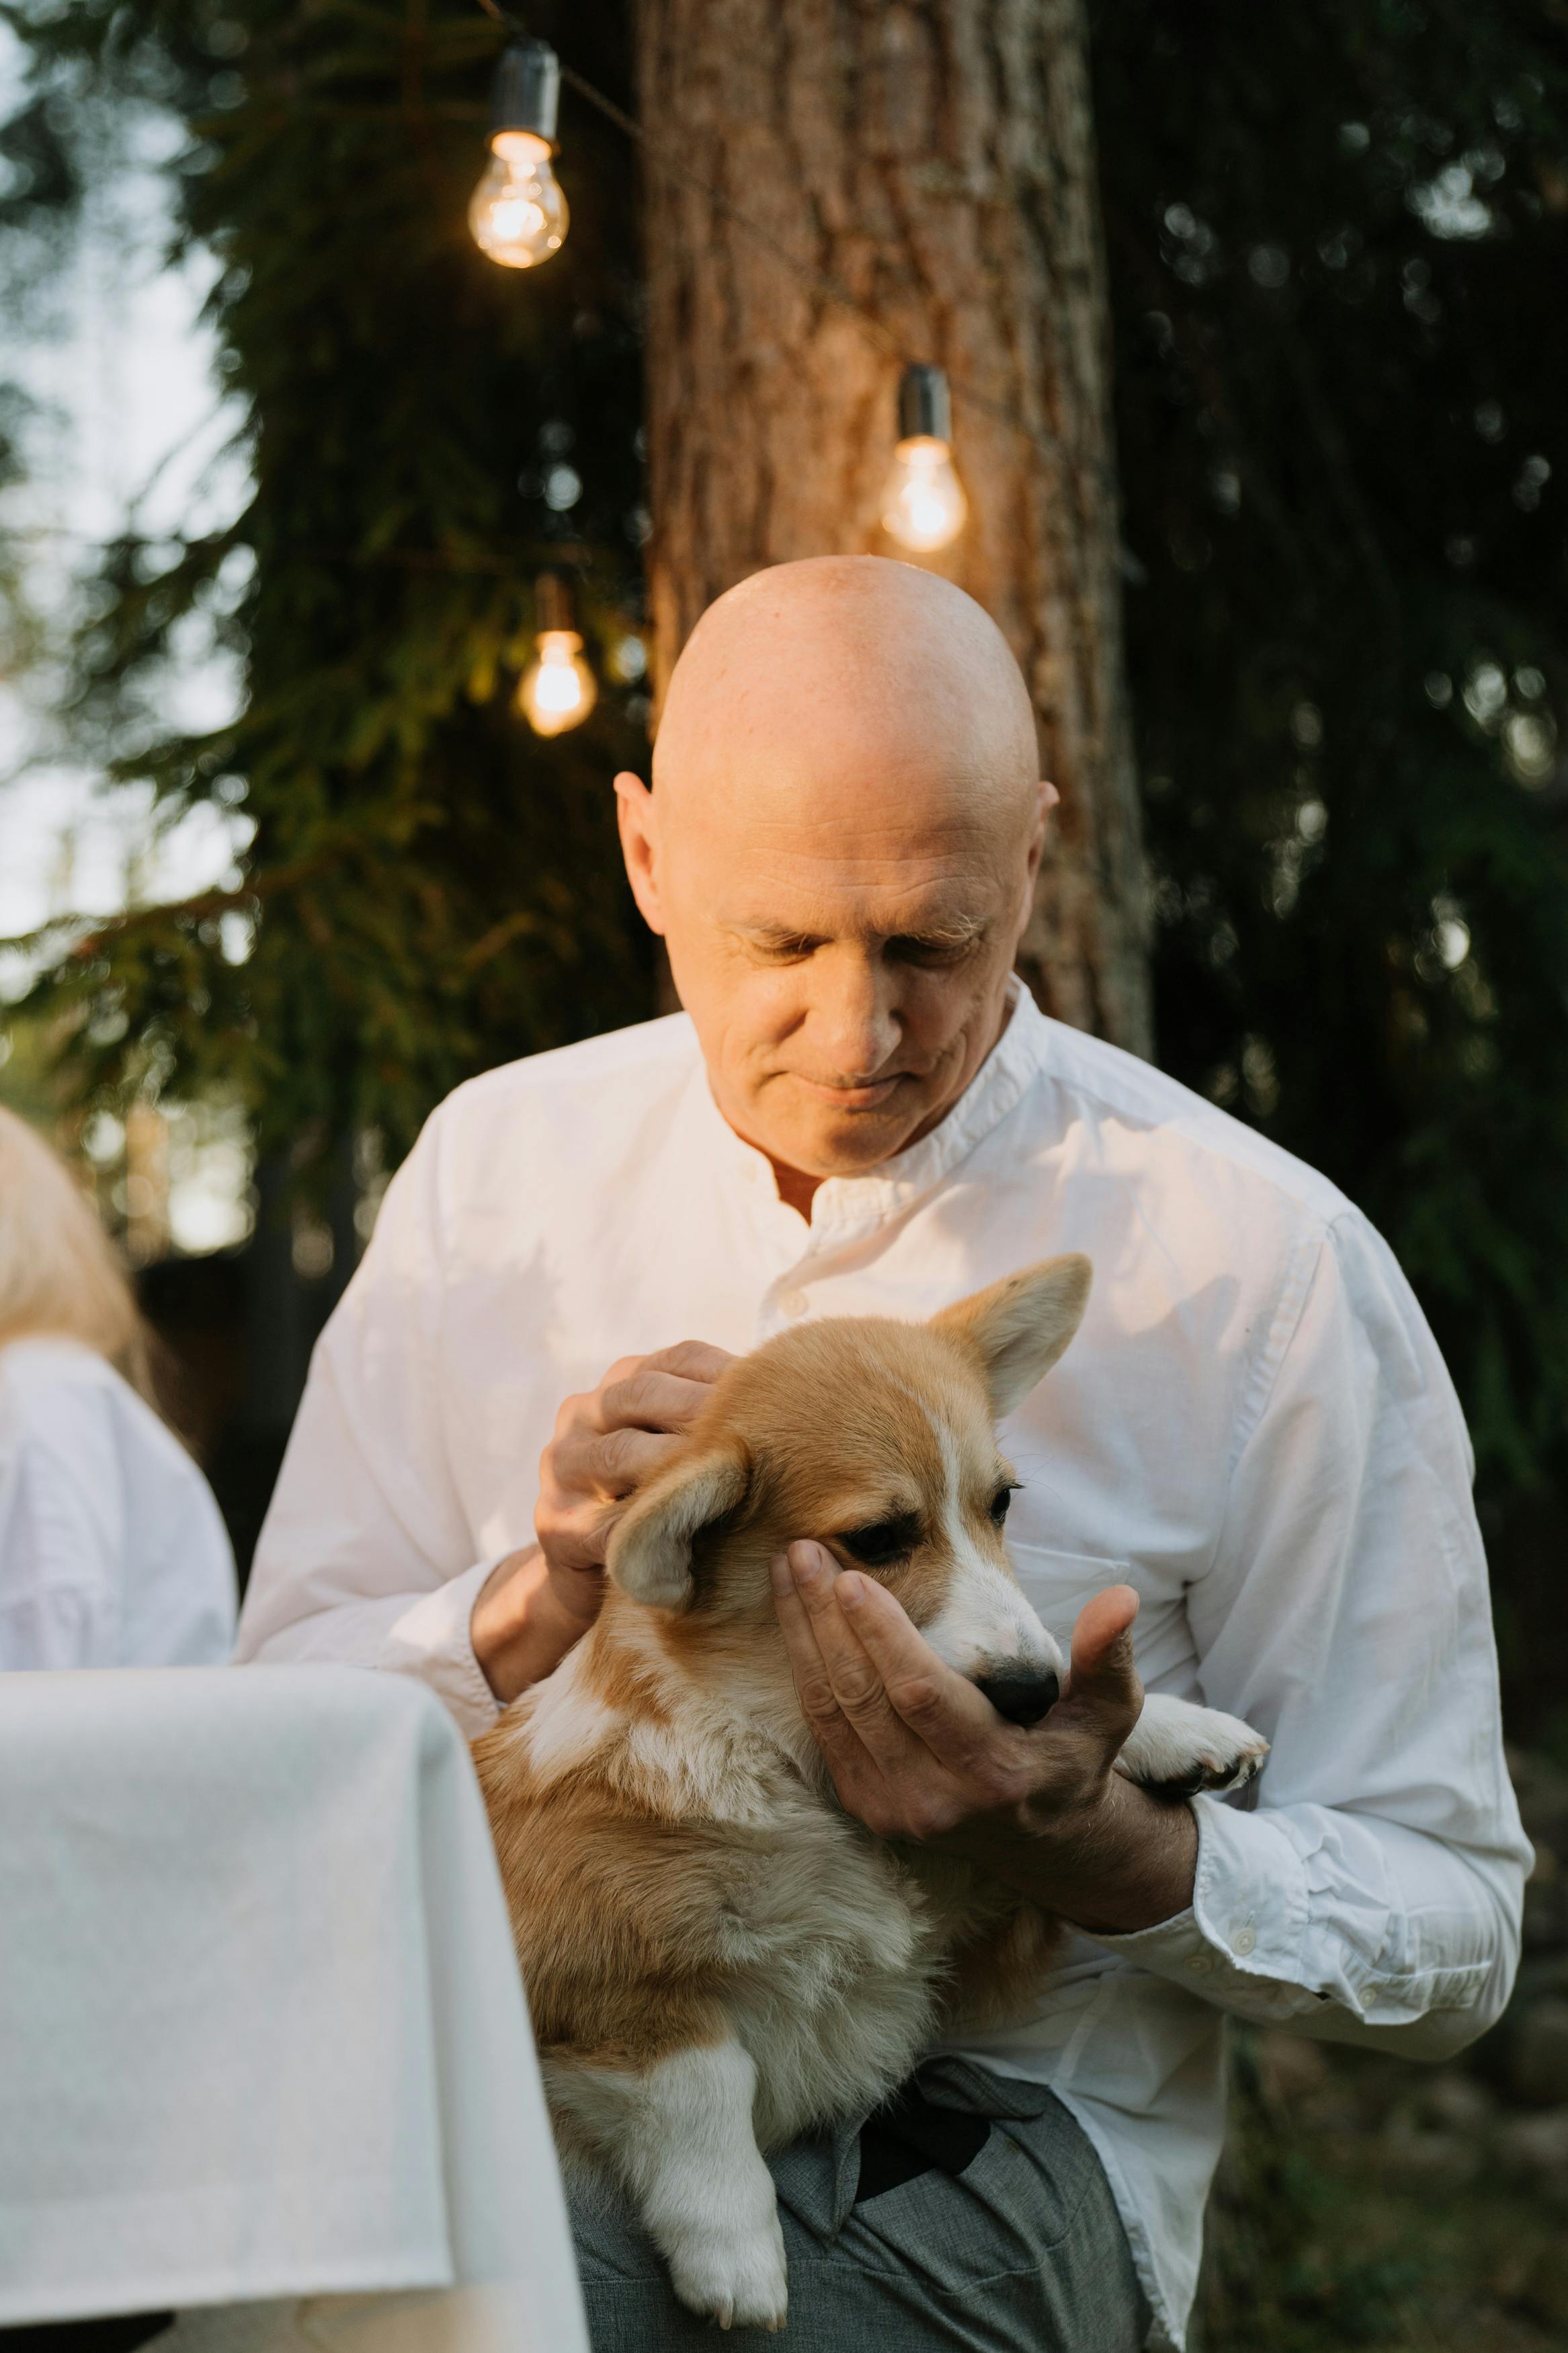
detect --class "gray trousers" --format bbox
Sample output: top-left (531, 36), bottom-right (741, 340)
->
top-left (570, 2058), bottom-right (1149, 2352)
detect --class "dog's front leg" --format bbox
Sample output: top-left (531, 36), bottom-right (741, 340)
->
top-left (552, 2038), bottom-right (788, 2332)
top-left (1114, 1689), bottom-right (1269, 1798)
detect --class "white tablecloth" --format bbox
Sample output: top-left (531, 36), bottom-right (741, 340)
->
top-left (0, 1666), bottom-right (587, 2353)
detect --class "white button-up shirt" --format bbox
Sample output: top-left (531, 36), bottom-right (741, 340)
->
top-left (236, 992), bottom-right (1528, 2348)
top-left (0, 1337), bottom-right (236, 1671)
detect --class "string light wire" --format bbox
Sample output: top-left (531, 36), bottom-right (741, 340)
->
top-left (471, 0), bottom-right (1049, 456)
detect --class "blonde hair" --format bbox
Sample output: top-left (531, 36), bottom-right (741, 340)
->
top-left (0, 1104), bottom-right (157, 1404)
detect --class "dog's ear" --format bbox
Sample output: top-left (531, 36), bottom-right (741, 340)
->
top-left (931, 1254), bottom-right (1092, 1419)
top-left (606, 1441), bottom-right (749, 1611)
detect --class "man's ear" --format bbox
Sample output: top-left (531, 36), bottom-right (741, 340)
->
top-left (931, 1255), bottom-right (1092, 1420)
top-left (605, 1441), bottom-right (749, 1611)
top-left (614, 770), bottom-right (666, 937)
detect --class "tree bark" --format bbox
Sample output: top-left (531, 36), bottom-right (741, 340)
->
top-left (633, 0), bottom-right (1150, 1054)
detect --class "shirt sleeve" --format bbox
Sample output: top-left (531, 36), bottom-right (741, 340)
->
top-left (1094, 1210), bottom-right (1530, 2059)
top-left (233, 1112), bottom-right (503, 1739)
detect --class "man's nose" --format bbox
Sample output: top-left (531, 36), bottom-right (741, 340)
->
top-left (975, 1668), bottom-right (1061, 1728)
top-left (809, 949), bottom-right (899, 1074)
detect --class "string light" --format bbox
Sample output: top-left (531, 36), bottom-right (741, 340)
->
top-left (518, 571), bottom-right (597, 735)
top-left (881, 366), bottom-right (967, 553)
top-left (470, 38), bottom-right (569, 269)
top-left (471, 3), bottom-right (1063, 469)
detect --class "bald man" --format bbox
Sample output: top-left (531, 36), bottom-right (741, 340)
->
top-left (239, 559), bottom-right (1526, 2353)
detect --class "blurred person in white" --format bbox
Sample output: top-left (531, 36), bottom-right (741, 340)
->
top-left (0, 1105), bottom-right (237, 1669)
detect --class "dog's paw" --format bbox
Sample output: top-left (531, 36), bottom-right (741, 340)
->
top-left (1114, 1693), bottom-right (1269, 1800)
top-left (667, 2211), bottom-right (789, 2334)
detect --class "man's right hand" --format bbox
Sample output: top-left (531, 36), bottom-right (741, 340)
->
top-left (470, 1341), bottom-right (734, 1704)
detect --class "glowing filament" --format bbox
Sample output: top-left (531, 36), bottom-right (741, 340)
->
top-left (470, 131), bottom-right (569, 270)
top-left (880, 435), bottom-right (968, 553)
top-left (518, 630), bottom-right (597, 735)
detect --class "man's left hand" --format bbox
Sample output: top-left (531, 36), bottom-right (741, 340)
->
top-left (770, 1542), bottom-right (1199, 1936)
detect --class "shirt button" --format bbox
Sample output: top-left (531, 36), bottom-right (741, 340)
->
top-left (778, 1287), bottom-right (808, 1318)
top-left (1231, 1926), bottom-right (1256, 1958)
top-left (1360, 1984), bottom-right (1378, 2011)
top-left (1186, 1953), bottom-right (1215, 1977)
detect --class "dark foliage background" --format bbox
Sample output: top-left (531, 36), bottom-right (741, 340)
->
top-left (1093, 0), bottom-right (1568, 1731)
top-left (3, 0), bottom-right (1567, 1714)
top-left (1, 0), bottom-right (655, 1174)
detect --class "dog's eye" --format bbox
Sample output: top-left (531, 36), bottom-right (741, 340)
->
top-left (989, 1483), bottom-right (1021, 1525)
top-left (839, 1515), bottom-right (921, 1568)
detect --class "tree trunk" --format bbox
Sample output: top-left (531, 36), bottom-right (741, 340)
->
top-left (633, 0), bottom-right (1150, 1055)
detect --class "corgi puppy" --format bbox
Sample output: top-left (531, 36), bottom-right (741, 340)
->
top-left (473, 1257), bottom-right (1266, 2331)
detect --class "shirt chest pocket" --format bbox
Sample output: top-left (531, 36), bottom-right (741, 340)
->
top-left (1007, 1540), bottom-right (1202, 1698)
top-left (1005, 1542), bottom-right (1132, 1650)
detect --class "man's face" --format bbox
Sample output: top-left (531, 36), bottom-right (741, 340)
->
top-left (614, 559), bottom-right (1048, 1185)
top-left (646, 773), bottom-right (1038, 1180)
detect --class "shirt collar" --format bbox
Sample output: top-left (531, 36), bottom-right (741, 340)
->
top-left (689, 985), bottom-right (1053, 1236)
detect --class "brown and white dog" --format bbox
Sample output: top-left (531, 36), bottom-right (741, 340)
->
top-left (474, 1257), bottom-right (1266, 2331)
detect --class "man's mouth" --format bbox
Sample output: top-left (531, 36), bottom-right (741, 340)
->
top-left (791, 1073), bottom-right (911, 1110)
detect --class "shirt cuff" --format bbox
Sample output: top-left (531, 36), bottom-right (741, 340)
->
top-left (1089, 1794), bottom-right (1325, 2024)
top-left (374, 1557), bottom-right (504, 1741)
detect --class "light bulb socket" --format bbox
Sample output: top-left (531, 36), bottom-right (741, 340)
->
top-left (534, 569), bottom-right (576, 634)
top-left (897, 364), bottom-right (951, 444)
top-left (492, 38), bottom-right (561, 147)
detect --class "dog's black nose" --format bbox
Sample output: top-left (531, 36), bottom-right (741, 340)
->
top-left (976, 1670), bottom-right (1060, 1728)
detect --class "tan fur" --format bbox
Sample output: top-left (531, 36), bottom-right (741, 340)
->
top-left (473, 1255), bottom-right (1265, 2328)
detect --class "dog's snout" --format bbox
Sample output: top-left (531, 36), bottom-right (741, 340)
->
top-left (976, 1669), bottom-right (1060, 1728)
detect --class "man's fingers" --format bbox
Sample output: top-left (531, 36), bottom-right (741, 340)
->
top-left (595, 1425), bottom-right (681, 1496)
top-left (835, 1570), bottom-right (1003, 1765)
top-left (593, 1368), bottom-right (720, 1437)
top-left (640, 1340), bottom-right (735, 1384)
top-left (770, 1556), bottom-right (841, 1735)
top-left (769, 1552), bottom-right (870, 1767)
top-left (779, 1543), bottom-right (921, 1769)
top-left (1064, 1584), bottom-right (1145, 1722)
top-left (1068, 1583), bottom-right (1140, 1674)
top-left (553, 1424), bottom-right (680, 1500)
top-left (536, 1343), bottom-right (731, 1581)
top-left (531, 1487), bottom-right (619, 1573)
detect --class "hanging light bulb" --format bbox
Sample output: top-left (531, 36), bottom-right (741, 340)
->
top-left (470, 39), bottom-right (569, 270)
top-left (880, 364), bottom-right (968, 553)
top-left (518, 572), bottom-right (597, 736)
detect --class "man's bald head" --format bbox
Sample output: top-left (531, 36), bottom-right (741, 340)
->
top-left (614, 557), bottom-right (1054, 1209)
top-left (651, 556), bottom-right (1039, 837)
